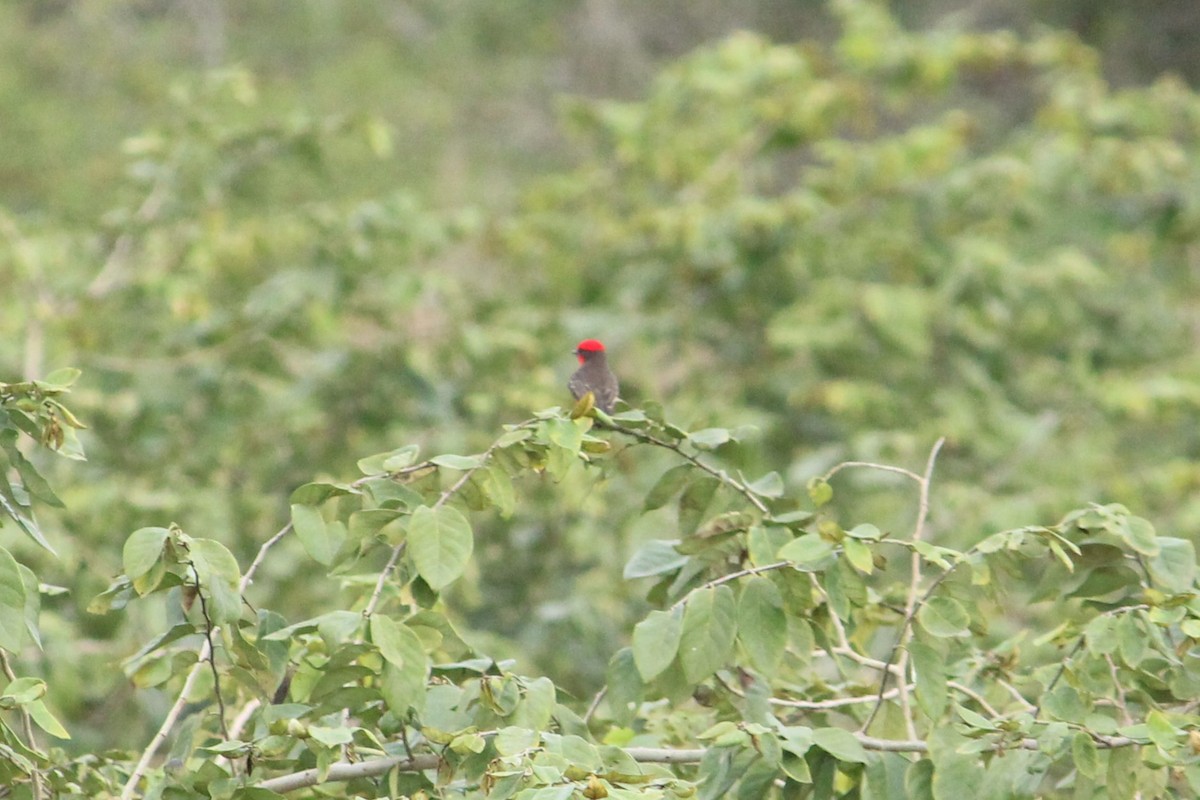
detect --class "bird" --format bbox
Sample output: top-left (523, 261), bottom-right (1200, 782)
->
top-left (568, 339), bottom-right (619, 414)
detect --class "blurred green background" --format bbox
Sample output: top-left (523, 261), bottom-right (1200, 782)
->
top-left (4, 0), bottom-right (1200, 752)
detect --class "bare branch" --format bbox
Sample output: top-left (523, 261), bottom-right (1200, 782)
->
top-left (862, 437), bottom-right (946, 736)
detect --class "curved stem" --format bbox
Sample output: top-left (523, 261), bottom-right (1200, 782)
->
top-left (608, 423), bottom-right (771, 517)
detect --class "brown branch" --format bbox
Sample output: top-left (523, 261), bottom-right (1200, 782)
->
top-left (191, 565), bottom-right (230, 742)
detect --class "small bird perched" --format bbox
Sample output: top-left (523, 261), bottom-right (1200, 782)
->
top-left (568, 339), bottom-right (619, 414)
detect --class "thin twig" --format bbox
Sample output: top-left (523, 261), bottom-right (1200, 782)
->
top-left (861, 438), bottom-right (946, 736)
top-left (772, 689), bottom-right (903, 709)
top-left (609, 423), bottom-right (771, 516)
top-left (0, 651), bottom-right (43, 800)
top-left (122, 521), bottom-right (294, 798)
top-left (806, 575), bottom-right (854, 684)
top-left (670, 561), bottom-right (792, 610)
top-left (948, 681), bottom-right (1002, 719)
top-left (823, 462), bottom-right (923, 484)
top-left (240, 522), bottom-right (294, 593)
top-left (815, 647), bottom-right (901, 675)
top-left (361, 422), bottom-right (533, 619)
top-left (584, 687), bottom-right (607, 724)
top-left (995, 676), bottom-right (1037, 713)
top-left (191, 565), bottom-right (230, 742)
top-left (1104, 654), bottom-right (1133, 726)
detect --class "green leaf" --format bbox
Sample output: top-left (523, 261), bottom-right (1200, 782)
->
top-left (687, 428), bottom-right (731, 450)
top-left (189, 538), bottom-right (241, 587)
top-left (632, 608), bottom-right (683, 680)
top-left (483, 466), bottom-right (516, 518)
top-left (824, 558), bottom-right (866, 620)
top-left (357, 445), bottom-right (420, 474)
top-left (430, 453), bottom-right (485, 470)
top-left (543, 418), bottom-right (583, 453)
top-left (1072, 732), bottom-right (1100, 780)
top-left (954, 705), bottom-right (995, 731)
top-left (812, 727), bottom-right (868, 763)
top-left (189, 538), bottom-right (243, 625)
top-left (780, 725), bottom-right (813, 757)
top-left (912, 540), bottom-right (959, 570)
top-left (605, 647), bottom-right (643, 727)
top-left (1041, 684), bottom-right (1087, 723)
top-left (496, 428), bottom-right (533, 448)
top-left (781, 753), bottom-right (812, 784)
top-left (289, 482), bottom-right (352, 505)
top-left (843, 538), bottom-right (874, 574)
top-left (905, 760), bottom-right (934, 800)
top-left (19, 564), bottom-right (40, 650)
top-left (544, 733), bottom-right (602, 771)
top-left (737, 576), bottom-right (786, 673)
top-left (123, 527), bottom-right (170, 582)
top-left (623, 539), bottom-right (686, 579)
top-left (349, 509), bottom-right (402, 542)
top-left (306, 725), bottom-right (353, 747)
top-left (928, 728), bottom-right (981, 798)
top-left (1117, 515), bottom-right (1159, 557)
top-left (1084, 614), bottom-right (1118, 657)
top-left (495, 726), bottom-right (540, 756)
top-left (27, 699), bottom-right (69, 739)
top-left (381, 657), bottom-right (427, 715)
top-left (1148, 537), bottom-right (1196, 593)
top-left (408, 505), bottom-right (474, 590)
top-left (777, 533), bottom-right (834, 567)
top-left (40, 367), bottom-right (81, 388)
top-left (1, 677), bottom-right (46, 704)
top-left (747, 524), bottom-right (790, 567)
top-left (1106, 744), bottom-right (1138, 800)
top-left (909, 639), bottom-right (947, 720)
top-left (0, 545), bottom-right (27, 651)
top-left (807, 477), bottom-right (833, 507)
top-left (1046, 539), bottom-right (1074, 572)
top-left (1145, 710), bottom-right (1178, 751)
top-left (370, 615), bottom-right (426, 669)
top-left (679, 585), bottom-right (737, 684)
top-left (0, 431), bottom-right (63, 508)
top-left (291, 503), bottom-right (336, 566)
top-left (847, 524), bottom-right (882, 541)
top-left (644, 464), bottom-right (692, 511)
top-left (864, 752), bottom-right (910, 800)
top-left (1116, 612), bottom-right (1147, 667)
top-left (381, 446), bottom-right (421, 472)
top-left (0, 486), bottom-right (57, 555)
top-left (678, 477), bottom-right (719, 535)
top-left (745, 471), bottom-right (784, 498)
top-left (916, 596), bottom-right (969, 638)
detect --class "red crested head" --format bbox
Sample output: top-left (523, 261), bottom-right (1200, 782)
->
top-left (574, 339), bottom-right (606, 363)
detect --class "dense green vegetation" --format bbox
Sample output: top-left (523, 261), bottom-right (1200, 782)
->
top-left (5, 1), bottom-right (1200, 797)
